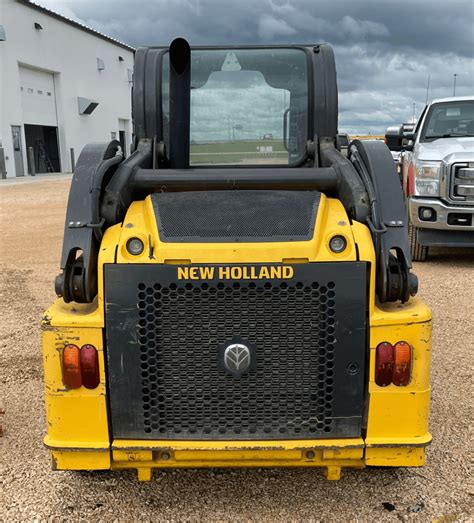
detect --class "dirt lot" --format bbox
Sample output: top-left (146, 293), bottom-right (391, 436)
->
top-left (0, 176), bottom-right (472, 521)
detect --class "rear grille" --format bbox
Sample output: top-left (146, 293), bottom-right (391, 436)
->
top-left (105, 263), bottom-right (367, 440)
top-left (450, 163), bottom-right (474, 203)
top-left (138, 280), bottom-right (336, 438)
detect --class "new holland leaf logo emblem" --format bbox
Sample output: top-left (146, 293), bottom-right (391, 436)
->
top-left (223, 343), bottom-right (251, 375)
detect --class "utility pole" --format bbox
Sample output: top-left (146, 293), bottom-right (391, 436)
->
top-left (412, 102), bottom-right (416, 123)
top-left (232, 124), bottom-right (242, 142)
top-left (425, 75), bottom-right (430, 105)
top-left (453, 73), bottom-right (458, 96)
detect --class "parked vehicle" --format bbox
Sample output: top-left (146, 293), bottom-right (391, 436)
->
top-left (42, 38), bottom-right (431, 481)
top-left (385, 122), bottom-right (416, 164)
top-left (385, 125), bottom-right (404, 163)
top-left (401, 97), bottom-right (474, 260)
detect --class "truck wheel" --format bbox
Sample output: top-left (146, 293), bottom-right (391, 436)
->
top-left (408, 222), bottom-right (429, 261)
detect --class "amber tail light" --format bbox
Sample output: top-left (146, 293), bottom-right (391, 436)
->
top-left (393, 341), bottom-right (412, 386)
top-left (62, 344), bottom-right (82, 389)
top-left (62, 344), bottom-right (100, 389)
top-left (375, 341), bottom-right (412, 387)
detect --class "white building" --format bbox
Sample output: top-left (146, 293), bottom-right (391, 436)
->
top-left (0, 0), bottom-right (134, 178)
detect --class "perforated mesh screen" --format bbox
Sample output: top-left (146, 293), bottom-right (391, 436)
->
top-left (105, 263), bottom-right (367, 441)
top-left (151, 190), bottom-right (320, 242)
top-left (136, 280), bottom-right (336, 438)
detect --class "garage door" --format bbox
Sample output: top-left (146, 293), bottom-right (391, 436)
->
top-left (19, 66), bottom-right (57, 126)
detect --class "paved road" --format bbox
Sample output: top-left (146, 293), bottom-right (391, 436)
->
top-left (0, 177), bottom-right (472, 521)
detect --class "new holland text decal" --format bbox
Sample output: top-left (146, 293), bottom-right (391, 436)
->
top-left (177, 265), bottom-right (294, 281)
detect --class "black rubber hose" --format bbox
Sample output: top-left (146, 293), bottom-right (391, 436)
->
top-left (90, 150), bottom-right (123, 241)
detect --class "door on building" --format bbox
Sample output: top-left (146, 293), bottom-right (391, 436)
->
top-left (24, 125), bottom-right (61, 173)
top-left (11, 126), bottom-right (25, 177)
top-left (19, 66), bottom-right (60, 173)
top-left (118, 119), bottom-right (130, 157)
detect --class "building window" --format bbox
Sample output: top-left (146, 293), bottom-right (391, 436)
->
top-left (37, 90), bottom-right (43, 95)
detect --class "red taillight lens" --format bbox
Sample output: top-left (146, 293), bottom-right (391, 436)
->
top-left (62, 344), bottom-right (82, 389)
top-left (80, 344), bottom-right (100, 389)
top-left (375, 342), bottom-right (394, 386)
top-left (393, 341), bottom-right (412, 386)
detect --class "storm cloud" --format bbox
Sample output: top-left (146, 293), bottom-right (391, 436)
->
top-left (39, 0), bottom-right (474, 134)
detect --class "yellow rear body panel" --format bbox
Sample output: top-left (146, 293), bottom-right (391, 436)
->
top-left (42, 194), bottom-right (432, 480)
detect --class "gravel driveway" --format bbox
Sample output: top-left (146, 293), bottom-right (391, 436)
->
top-left (0, 177), bottom-right (472, 521)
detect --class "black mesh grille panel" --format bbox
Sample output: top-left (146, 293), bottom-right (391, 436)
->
top-left (151, 190), bottom-right (320, 242)
top-left (105, 263), bottom-right (368, 440)
top-left (138, 280), bottom-right (336, 437)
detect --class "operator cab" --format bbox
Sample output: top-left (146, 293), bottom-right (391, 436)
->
top-left (132, 40), bottom-right (338, 169)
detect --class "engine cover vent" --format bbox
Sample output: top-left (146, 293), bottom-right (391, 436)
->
top-left (151, 190), bottom-right (321, 243)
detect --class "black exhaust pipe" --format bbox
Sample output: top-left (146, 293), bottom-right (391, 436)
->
top-left (168, 37), bottom-right (191, 169)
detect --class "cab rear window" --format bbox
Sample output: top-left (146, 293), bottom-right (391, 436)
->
top-left (162, 48), bottom-right (308, 166)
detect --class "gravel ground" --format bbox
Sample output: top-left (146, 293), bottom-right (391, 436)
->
top-left (0, 176), bottom-right (472, 522)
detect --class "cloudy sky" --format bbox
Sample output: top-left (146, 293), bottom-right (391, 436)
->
top-left (39, 0), bottom-right (474, 134)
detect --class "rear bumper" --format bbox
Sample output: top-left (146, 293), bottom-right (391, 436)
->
top-left (42, 296), bottom-right (433, 481)
top-left (45, 435), bottom-right (432, 480)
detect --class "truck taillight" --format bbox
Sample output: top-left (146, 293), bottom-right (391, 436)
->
top-left (393, 341), bottom-right (412, 386)
top-left (62, 344), bottom-right (82, 389)
top-left (62, 344), bottom-right (100, 389)
top-left (80, 344), bottom-right (100, 389)
top-left (375, 341), bottom-right (412, 387)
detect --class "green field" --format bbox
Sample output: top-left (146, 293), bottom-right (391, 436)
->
top-left (190, 139), bottom-right (288, 165)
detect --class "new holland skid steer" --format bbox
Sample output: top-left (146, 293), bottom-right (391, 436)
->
top-left (42, 38), bottom-right (432, 481)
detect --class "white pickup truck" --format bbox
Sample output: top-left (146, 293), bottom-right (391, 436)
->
top-left (401, 96), bottom-right (474, 260)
